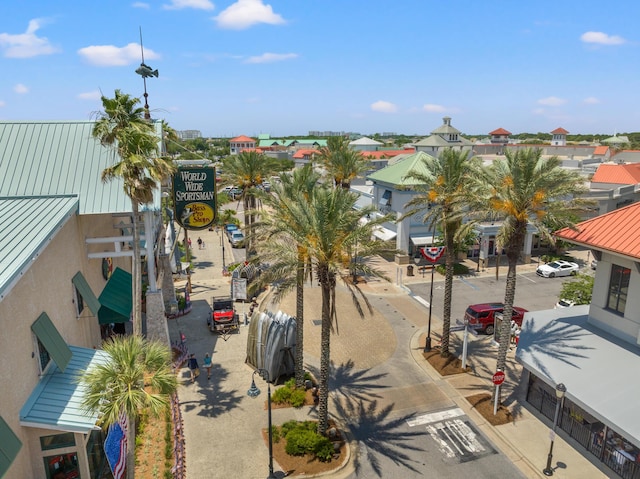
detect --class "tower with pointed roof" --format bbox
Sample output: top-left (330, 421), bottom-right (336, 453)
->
top-left (550, 127), bottom-right (568, 146)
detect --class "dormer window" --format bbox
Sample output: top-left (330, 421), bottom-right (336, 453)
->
top-left (449, 134), bottom-right (458, 141)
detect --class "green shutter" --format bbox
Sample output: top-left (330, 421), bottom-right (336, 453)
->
top-left (71, 272), bottom-right (101, 317)
top-left (31, 313), bottom-right (72, 373)
top-left (0, 415), bottom-right (22, 478)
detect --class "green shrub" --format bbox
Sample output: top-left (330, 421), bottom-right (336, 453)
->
top-left (435, 263), bottom-right (470, 275)
top-left (280, 420), bottom-right (300, 437)
top-left (271, 425), bottom-right (281, 443)
top-left (271, 381), bottom-right (307, 408)
top-left (313, 436), bottom-right (335, 462)
top-left (285, 429), bottom-right (318, 456)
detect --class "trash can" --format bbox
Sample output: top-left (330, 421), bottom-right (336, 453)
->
top-left (407, 265), bottom-right (414, 276)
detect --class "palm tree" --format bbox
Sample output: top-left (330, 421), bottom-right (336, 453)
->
top-left (79, 335), bottom-right (177, 479)
top-left (297, 187), bottom-right (391, 435)
top-left (93, 90), bottom-right (176, 336)
top-left (404, 148), bottom-right (480, 357)
top-left (318, 136), bottom-right (371, 189)
top-left (472, 148), bottom-right (587, 378)
top-left (221, 151), bottom-right (279, 254)
top-left (254, 165), bottom-right (320, 389)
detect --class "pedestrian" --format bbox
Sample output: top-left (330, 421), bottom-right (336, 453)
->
top-left (188, 238), bottom-right (192, 249)
top-left (510, 320), bottom-right (518, 344)
top-left (203, 353), bottom-right (212, 380)
top-left (197, 237), bottom-right (202, 249)
top-left (202, 239), bottom-right (205, 249)
top-left (187, 353), bottom-right (199, 383)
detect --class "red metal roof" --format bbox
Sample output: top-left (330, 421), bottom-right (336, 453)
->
top-left (292, 148), bottom-right (319, 159)
top-left (591, 163), bottom-right (640, 185)
top-left (593, 146), bottom-right (609, 156)
top-left (360, 148), bottom-right (415, 159)
top-left (230, 135), bottom-right (255, 143)
top-left (551, 127), bottom-right (569, 134)
top-left (556, 202), bottom-right (640, 259)
top-left (489, 128), bottom-right (511, 136)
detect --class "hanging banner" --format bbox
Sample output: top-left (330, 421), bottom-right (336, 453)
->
top-left (173, 167), bottom-right (217, 230)
top-left (420, 246), bottom-right (446, 263)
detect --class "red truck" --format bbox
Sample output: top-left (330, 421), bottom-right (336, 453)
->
top-left (208, 297), bottom-right (239, 337)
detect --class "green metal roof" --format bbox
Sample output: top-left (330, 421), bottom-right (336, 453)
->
top-left (98, 267), bottom-right (132, 324)
top-left (367, 151), bottom-right (436, 188)
top-left (31, 312), bottom-right (73, 373)
top-left (72, 272), bottom-right (101, 317)
top-left (20, 346), bottom-right (109, 433)
top-left (0, 120), bottom-right (161, 215)
top-left (0, 415), bottom-right (22, 478)
top-left (0, 195), bottom-right (78, 302)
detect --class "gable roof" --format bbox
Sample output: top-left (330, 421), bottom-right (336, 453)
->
top-left (551, 127), bottom-right (569, 135)
top-left (556, 202), bottom-right (640, 259)
top-left (292, 148), bottom-right (319, 159)
top-left (591, 163), bottom-right (640, 185)
top-left (361, 149), bottom-right (415, 159)
top-left (0, 195), bottom-right (78, 302)
top-left (349, 137), bottom-right (383, 146)
top-left (367, 151), bottom-right (437, 187)
top-left (489, 128), bottom-right (511, 136)
top-left (0, 121), bottom-right (142, 215)
top-left (593, 145), bottom-right (609, 156)
top-left (230, 135), bottom-right (255, 143)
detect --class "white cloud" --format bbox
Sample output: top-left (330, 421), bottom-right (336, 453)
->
top-left (0, 18), bottom-right (59, 58)
top-left (583, 96), bottom-right (600, 104)
top-left (244, 52), bottom-right (297, 64)
top-left (14, 83), bottom-right (28, 94)
top-left (77, 90), bottom-right (101, 100)
top-left (370, 100), bottom-right (397, 113)
top-left (0, 100), bottom-right (5, 107)
top-left (422, 104), bottom-right (446, 113)
top-left (78, 43), bottom-right (160, 66)
top-left (537, 96), bottom-right (566, 106)
top-left (580, 31), bottom-right (626, 46)
top-left (163, 0), bottom-right (214, 10)
top-left (132, 2), bottom-right (151, 8)
top-left (214, 0), bottom-right (285, 30)
top-left (532, 108), bottom-right (545, 115)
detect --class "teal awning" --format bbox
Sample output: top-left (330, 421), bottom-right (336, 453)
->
top-left (20, 346), bottom-right (108, 433)
top-left (98, 267), bottom-right (132, 324)
top-left (0, 415), bottom-right (22, 477)
top-left (72, 272), bottom-right (101, 317)
top-left (31, 313), bottom-right (72, 373)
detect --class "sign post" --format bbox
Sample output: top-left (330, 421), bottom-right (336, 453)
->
top-left (492, 370), bottom-right (505, 415)
top-left (461, 319), bottom-right (469, 370)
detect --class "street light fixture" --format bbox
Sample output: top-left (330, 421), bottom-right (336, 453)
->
top-left (543, 383), bottom-right (567, 476)
top-left (247, 369), bottom-right (276, 479)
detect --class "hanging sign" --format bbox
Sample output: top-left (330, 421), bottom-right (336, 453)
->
top-left (420, 246), bottom-right (446, 263)
top-left (173, 167), bottom-right (217, 230)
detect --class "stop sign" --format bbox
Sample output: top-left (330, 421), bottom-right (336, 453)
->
top-left (492, 371), bottom-right (505, 386)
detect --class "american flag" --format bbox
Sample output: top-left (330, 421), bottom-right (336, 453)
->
top-left (104, 409), bottom-right (129, 479)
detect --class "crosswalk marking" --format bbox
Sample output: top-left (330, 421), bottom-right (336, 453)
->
top-left (406, 407), bottom-right (464, 427)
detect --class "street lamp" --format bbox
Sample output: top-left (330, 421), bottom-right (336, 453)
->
top-left (424, 261), bottom-right (435, 352)
top-left (247, 369), bottom-right (276, 479)
top-left (543, 383), bottom-right (567, 476)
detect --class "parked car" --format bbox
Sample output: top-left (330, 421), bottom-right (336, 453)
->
top-left (555, 299), bottom-right (576, 309)
top-left (464, 302), bottom-right (528, 335)
top-left (224, 224), bottom-right (239, 237)
top-left (536, 260), bottom-right (579, 278)
top-left (229, 230), bottom-right (245, 248)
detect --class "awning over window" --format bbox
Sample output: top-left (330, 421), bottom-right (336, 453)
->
top-left (373, 226), bottom-right (397, 242)
top-left (31, 313), bottom-right (72, 373)
top-left (98, 267), bottom-right (132, 324)
top-left (410, 235), bottom-right (435, 246)
top-left (0, 415), bottom-right (22, 477)
top-left (72, 272), bottom-right (101, 317)
top-left (20, 346), bottom-right (108, 433)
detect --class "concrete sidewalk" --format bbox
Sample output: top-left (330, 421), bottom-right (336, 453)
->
top-left (167, 229), bottom-right (607, 478)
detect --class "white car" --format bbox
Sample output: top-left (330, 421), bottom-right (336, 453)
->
top-left (555, 299), bottom-right (576, 309)
top-left (536, 260), bottom-right (579, 278)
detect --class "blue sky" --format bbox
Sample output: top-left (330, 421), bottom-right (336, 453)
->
top-left (1, 0), bottom-right (639, 137)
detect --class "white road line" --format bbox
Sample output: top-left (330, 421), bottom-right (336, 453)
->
top-left (406, 407), bottom-right (464, 427)
top-left (518, 273), bottom-right (537, 283)
top-left (413, 295), bottom-right (430, 308)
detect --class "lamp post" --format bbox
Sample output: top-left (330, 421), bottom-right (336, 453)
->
top-left (424, 262), bottom-right (435, 352)
top-left (220, 230), bottom-right (226, 269)
top-left (247, 369), bottom-right (276, 479)
top-left (543, 383), bottom-right (567, 476)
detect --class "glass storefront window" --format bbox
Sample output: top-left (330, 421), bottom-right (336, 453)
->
top-left (44, 452), bottom-right (80, 479)
top-left (41, 432), bottom-right (76, 450)
top-left (86, 429), bottom-right (111, 479)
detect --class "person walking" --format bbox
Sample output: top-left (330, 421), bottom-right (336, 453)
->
top-left (197, 237), bottom-right (203, 249)
top-left (187, 353), bottom-right (199, 383)
top-left (203, 353), bottom-right (212, 380)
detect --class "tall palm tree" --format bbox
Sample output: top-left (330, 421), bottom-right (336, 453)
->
top-left (404, 148), bottom-right (480, 357)
top-left (254, 165), bottom-right (320, 388)
top-left (79, 335), bottom-right (177, 479)
top-left (221, 151), bottom-right (279, 254)
top-left (93, 90), bottom-right (176, 336)
top-left (472, 148), bottom-right (587, 378)
top-left (297, 187), bottom-right (391, 435)
top-left (318, 136), bottom-right (371, 189)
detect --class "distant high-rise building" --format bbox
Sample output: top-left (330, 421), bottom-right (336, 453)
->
top-left (178, 130), bottom-right (202, 140)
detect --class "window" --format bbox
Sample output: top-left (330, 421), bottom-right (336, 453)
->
top-left (607, 264), bottom-right (630, 315)
top-left (36, 337), bottom-right (51, 372)
top-left (40, 433), bottom-right (75, 451)
top-left (74, 285), bottom-right (84, 316)
top-left (43, 452), bottom-right (80, 479)
top-left (379, 190), bottom-right (392, 206)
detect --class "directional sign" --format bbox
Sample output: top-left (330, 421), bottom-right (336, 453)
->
top-left (492, 371), bottom-right (505, 386)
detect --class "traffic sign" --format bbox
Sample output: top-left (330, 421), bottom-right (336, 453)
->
top-left (492, 371), bottom-right (505, 386)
